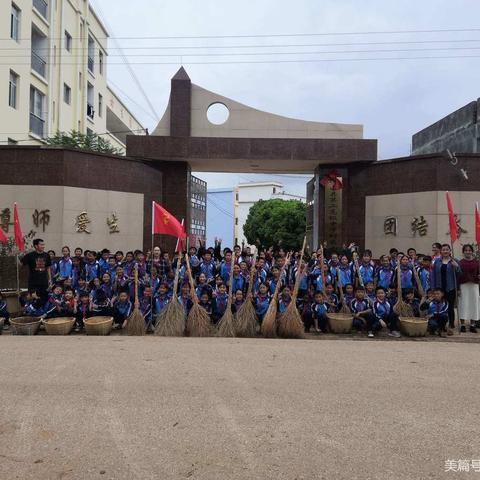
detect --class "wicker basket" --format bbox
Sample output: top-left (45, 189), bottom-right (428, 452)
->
top-left (328, 313), bottom-right (353, 333)
top-left (84, 316), bottom-right (113, 336)
top-left (400, 317), bottom-right (428, 337)
top-left (0, 317), bottom-right (4, 335)
top-left (45, 317), bottom-right (75, 335)
top-left (10, 316), bottom-right (41, 336)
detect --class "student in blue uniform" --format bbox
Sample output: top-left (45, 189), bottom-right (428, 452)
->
top-left (298, 292), bottom-right (313, 332)
top-left (324, 283), bottom-right (339, 313)
top-left (139, 285), bottom-right (155, 330)
top-left (212, 283), bottom-right (228, 323)
top-left (0, 292), bottom-right (10, 329)
top-left (350, 287), bottom-right (374, 333)
top-left (231, 264), bottom-right (246, 295)
top-left (57, 246), bottom-right (73, 283)
top-left (392, 254), bottom-right (416, 296)
top-left (421, 287), bottom-right (449, 336)
top-left (405, 289), bottom-right (421, 317)
top-left (372, 287), bottom-right (401, 338)
top-left (311, 291), bottom-right (329, 333)
top-left (375, 255), bottom-right (394, 290)
top-left (417, 256), bottom-right (432, 294)
top-left (199, 251), bottom-right (216, 283)
top-left (219, 250), bottom-right (233, 285)
top-left (112, 291), bottom-right (132, 329)
top-left (74, 292), bottom-right (92, 331)
top-left (337, 255), bottom-right (354, 290)
top-left (278, 286), bottom-right (293, 314)
top-left (254, 282), bottom-right (270, 323)
top-left (84, 250), bottom-right (100, 283)
top-left (198, 291), bottom-right (213, 320)
top-left (91, 289), bottom-right (112, 318)
top-left (358, 251), bottom-right (375, 286)
top-left (195, 273), bottom-right (213, 300)
top-left (98, 249), bottom-right (111, 276)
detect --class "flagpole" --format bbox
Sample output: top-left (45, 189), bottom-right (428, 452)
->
top-left (151, 201), bottom-right (155, 330)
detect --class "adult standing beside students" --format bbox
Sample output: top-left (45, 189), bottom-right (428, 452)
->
top-left (21, 238), bottom-right (52, 299)
top-left (431, 244), bottom-right (461, 335)
top-left (458, 244), bottom-right (479, 333)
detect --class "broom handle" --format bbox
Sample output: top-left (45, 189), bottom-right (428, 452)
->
top-left (274, 253), bottom-right (291, 303)
top-left (396, 257), bottom-right (402, 299)
top-left (319, 245), bottom-right (326, 295)
top-left (134, 266), bottom-right (139, 308)
top-left (336, 267), bottom-right (345, 304)
top-left (292, 236), bottom-right (307, 301)
top-left (227, 251), bottom-right (235, 308)
top-left (246, 252), bottom-right (257, 299)
top-left (172, 253), bottom-right (182, 296)
top-left (412, 265), bottom-right (425, 298)
top-left (185, 254), bottom-right (198, 304)
top-left (353, 252), bottom-right (364, 288)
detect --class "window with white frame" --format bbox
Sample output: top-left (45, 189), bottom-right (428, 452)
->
top-left (98, 93), bottom-right (103, 118)
top-left (63, 83), bottom-right (71, 104)
top-left (29, 86), bottom-right (45, 137)
top-left (65, 30), bottom-right (72, 51)
top-left (9, 70), bottom-right (19, 109)
top-left (99, 51), bottom-right (104, 75)
top-left (11, 3), bottom-right (20, 41)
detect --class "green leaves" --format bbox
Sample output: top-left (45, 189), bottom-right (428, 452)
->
top-left (243, 199), bottom-right (306, 251)
top-left (45, 130), bottom-right (123, 156)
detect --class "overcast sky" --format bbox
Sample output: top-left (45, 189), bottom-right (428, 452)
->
top-left (92, 0), bottom-right (480, 193)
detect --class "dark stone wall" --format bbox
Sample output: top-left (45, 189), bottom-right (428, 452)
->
top-left (412, 100), bottom-right (479, 155)
top-left (316, 153), bottom-right (480, 249)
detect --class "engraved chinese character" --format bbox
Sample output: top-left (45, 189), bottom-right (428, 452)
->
top-left (384, 216), bottom-right (397, 236)
top-left (75, 211), bottom-right (91, 234)
top-left (411, 216), bottom-right (428, 237)
top-left (447, 214), bottom-right (468, 238)
top-left (32, 209), bottom-right (50, 232)
top-left (106, 213), bottom-right (120, 234)
top-left (0, 208), bottom-right (13, 233)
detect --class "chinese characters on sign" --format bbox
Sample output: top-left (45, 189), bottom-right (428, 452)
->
top-left (411, 216), bottom-right (428, 236)
top-left (106, 213), bottom-right (120, 234)
top-left (32, 209), bottom-right (50, 232)
top-left (75, 211), bottom-right (91, 234)
top-left (383, 216), bottom-right (397, 236)
top-left (324, 184), bottom-right (342, 247)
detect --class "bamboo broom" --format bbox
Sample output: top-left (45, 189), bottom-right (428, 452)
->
top-left (234, 252), bottom-right (258, 337)
top-left (336, 267), bottom-right (351, 314)
top-left (278, 238), bottom-right (306, 339)
top-left (217, 251), bottom-right (237, 337)
top-left (126, 266), bottom-right (146, 336)
top-left (261, 253), bottom-right (291, 338)
top-left (393, 256), bottom-right (414, 317)
top-left (185, 253), bottom-right (213, 337)
top-left (352, 251), bottom-right (364, 288)
top-left (154, 253), bottom-right (186, 336)
top-left (412, 265), bottom-right (425, 298)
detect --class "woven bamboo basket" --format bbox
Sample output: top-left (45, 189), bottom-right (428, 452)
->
top-left (400, 317), bottom-right (428, 337)
top-left (45, 317), bottom-right (75, 335)
top-left (0, 317), bottom-right (4, 334)
top-left (10, 316), bottom-right (41, 335)
top-left (84, 316), bottom-right (113, 336)
top-left (328, 313), bottom-right (353, 334)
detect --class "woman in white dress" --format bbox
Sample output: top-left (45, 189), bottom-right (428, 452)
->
top-left (458, 244), bottom-right (479, 333)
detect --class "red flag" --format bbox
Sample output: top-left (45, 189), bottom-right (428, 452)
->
top-left (13, 203), bottom-right (25, 252)
top-left (475, 202), bottom-right (480, 246)
top-left (0, 226), bottom-right (7, 244)
top-left (152, 202), bottom-right (186, 239)
top-left (445, 191), bottom-right (457, 245)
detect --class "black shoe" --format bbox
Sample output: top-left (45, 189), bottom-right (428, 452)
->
top-left (460, 325), bottom-right (466, 333)
top-left (470, 326), bottom-right (478, 333)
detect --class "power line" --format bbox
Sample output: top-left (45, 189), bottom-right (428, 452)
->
top-left (2, 27), bottom-right (480, 41)
top-left (5, 45), bottom-right (480, 58)
top-left (2, 54), bottom-right (480, 66)
top-left (2, 38), bottom-right (480, 51)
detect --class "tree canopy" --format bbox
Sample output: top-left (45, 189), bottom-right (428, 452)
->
top-left (243, 198), bottom-right (306, 251)
top-left (46, 130), bottom-right (123, 155)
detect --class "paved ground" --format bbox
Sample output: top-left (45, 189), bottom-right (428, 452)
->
top-left (0, 337), bottom-right (479, 480)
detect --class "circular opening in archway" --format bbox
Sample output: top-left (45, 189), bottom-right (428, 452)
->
top-left (207, 102), bottom-right (230, 125)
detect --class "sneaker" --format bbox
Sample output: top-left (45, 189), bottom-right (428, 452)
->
top-left (470, 326), bottom-right (478, 333)
top-left (74, 326), bottom-right (80, 333)
top-left (367, 331), bottom-right (374, 338)
top-left (2, 324), bottom-right (9, 331)
top-left (388, 331), bottom-right (401, 338)
top-left (460, 325), bottom-right (466, 333)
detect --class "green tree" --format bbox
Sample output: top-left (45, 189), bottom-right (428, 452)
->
top-left (243, 198), bottom-right (306, 251)
top-left (46, 130), bottom-right (123, 155)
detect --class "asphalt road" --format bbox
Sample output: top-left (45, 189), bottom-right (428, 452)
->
top-left (0, 337), bottom-right (479, 480)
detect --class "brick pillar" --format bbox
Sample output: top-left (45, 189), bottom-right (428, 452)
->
top-left (170, 67), bottom-right (191, 138)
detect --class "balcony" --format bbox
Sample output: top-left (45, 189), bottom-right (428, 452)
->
top-left (30, 113), bottom-right (45, 137)
top-left (31, 51), bottom-right (47, 78)
top-left (87, 103), bottom-right (95, 120)
top-left (33, 0), bottom-right (48, 19)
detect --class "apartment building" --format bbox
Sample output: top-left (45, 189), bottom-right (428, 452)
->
top-left (1, 0), bottom-right (144, 152)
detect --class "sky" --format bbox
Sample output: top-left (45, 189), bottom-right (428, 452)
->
top-left (92, 0), bottom-right (480, 195)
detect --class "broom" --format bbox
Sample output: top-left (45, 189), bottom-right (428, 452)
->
top-left (185, 253), bottom-right (213, 337)
top-left (234, 252), bottom-right (258, 337)
top-left (126, 266), bottom-right (146, 336)
top-left (154, 253), bottom-right (186, 336)
top-left (216, 251), bottom-right (236, 337)
top-left (261, 253), bottom-right (291, 338)
top-left (278, 237), bottom-right (306, 339)
top-left (352, 251), bottom-right (364, 288)
top-left (336, 267), bottom-right (351, 314)
top-left (393, 256), bottom-right (414, 317)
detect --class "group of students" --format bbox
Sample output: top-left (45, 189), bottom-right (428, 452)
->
top-left (4, 238), bottom-right (479, 338)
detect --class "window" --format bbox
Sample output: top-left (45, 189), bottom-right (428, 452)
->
top-left (63, 83), bottom-right (71, 104)
top-left (64, 30), bottom-right (71, 51)
top-left (86, 127), bottom-right (93, 136)
top-left (235, 217), bottom-right (238, 225)
top-left (273, 187), bottom-right (276, 194)
top-left (31, 26), bottom-right (47, 78)
top-left (9, 70), bottom-right (19, 109)
top-left (98, 93), bottom-right (103, 117)
top-left (33, 0), bottom-right (48, 19)
top-left (87, 35), bottom-right (95, 73)
top-left (7, 138), bottom-right (18, 145)
top-left (99, 51), bottom-right (104, 75)
top-left (29, 86), bottom-right (45, 137)
top-left (11, 3), bottom-right (21, 41)
top-left (87, 82), bottom-right (94, 119)
top-left (235, 192), bottom-right (239, 201)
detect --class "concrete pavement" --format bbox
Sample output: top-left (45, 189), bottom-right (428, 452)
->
top-left (0, 337), bottom-right (479, 479)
